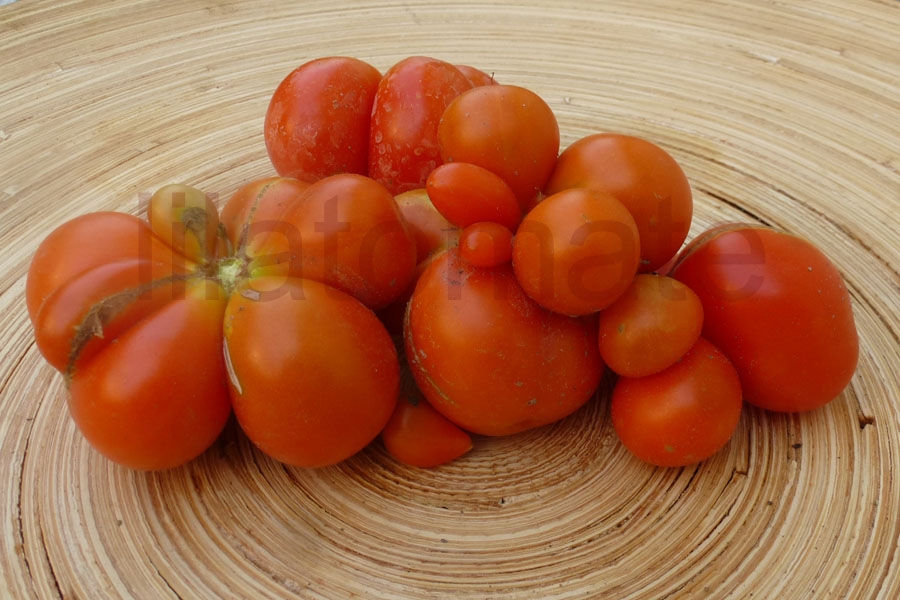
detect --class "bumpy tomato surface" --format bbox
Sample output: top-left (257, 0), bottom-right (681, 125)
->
top-left (544, 133), bottom-right (693, 273)
top-left (404, 249), bottom-right (604, 436)
top-left (611, 337), bottom-right (743, 467)
top-left (512, 187), bottom-right (641, 316)
top-left (438, 84), bottom-right (559, 211)
top-left (264, 56), bottom-right (382, 182)
top-left (669, 224), bottom-right (859, 412)
top-left (368, 56), bottom-right (473, 195)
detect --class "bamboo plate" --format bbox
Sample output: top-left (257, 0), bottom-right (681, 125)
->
top-left (2, 1), bottom-right (899, 598)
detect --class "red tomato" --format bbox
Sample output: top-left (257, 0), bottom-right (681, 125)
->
top-left (458, 221), bottom-right (514, 268)
top-left (598, 274), bottom-right (704, 377)
top-left (219, 176), bottom-right (310, 250)
top-left (438, 84), bottom-right (560, 211)
top-left (381, 382), bottom-right (473, 468)
top-left (669, 224), bottom-right (859, 412)
top-left (404, 248), bottom-right (604, 436)
top-left (224, 276), bottom-right (398, 468)
top-left (68, 280), bottom-right (231, 471)
top-left (148, 184), bottom-right (224, 263)
top-left (454, 64), bottom-right (496, 87)
top-left (512, 187), bottom-right (641, 316)
top-left (242, 173), bottom-right (418, 310)
top-left (368, 56), bottom-right (473, 195)
top-left (544, 133), bottom-right (693, 273)
top-left (425, 162), bottom-right (522, 231)
top-left (393, 188), bottom-right (460, 263)
top-left (264, 56), bottom-right (381, 182)
top-left (611, 337), bottom-right (743, 467)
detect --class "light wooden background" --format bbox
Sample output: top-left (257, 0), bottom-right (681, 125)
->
top-left (2, 1), bottom-right (899, 598)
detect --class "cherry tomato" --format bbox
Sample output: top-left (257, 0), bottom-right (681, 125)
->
top-left (381, 371), bottom-right (473, 468)
top-left (512, 187), bottom-right (641, 316)
top-left (458, 221), bottom-right (514, 268)
top-left (264, 56), bottom-right (381, 182)
top-left (669, 223), bottom-right (859, 412)
top-left (611, 337), bottom-right (743, 467)
top-left (544, 133), bottom-right (693, 273)
top-left (224, 276), bottom-right (398, 468)
top-left (368, 56), bottom-right (473, 195)
top-left (425, 161), bottom-right (522, 231)
top-left (598, 274), bottom-right (704, 377)
top-left (404, 248), bottom-right (604, 436)
top-left (438, 84), bottom-right (560, 211)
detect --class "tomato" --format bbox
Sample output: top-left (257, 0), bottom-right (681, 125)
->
top-left (669, 223), bottom-right (859, 412)
top-left (223, 276), bottom-right (398, 468)
top-left (425, 161), bottom-right (522, 231)
top-left (148, 184), bottom-right (225, 263)
top-left (264, 56), bottom-right (381, 182)
top-left (368, 56), bottom-right (473, 195)
top-left (544, 133), bottom-right (693, 273)
top-left (381, 369), bottom-right (473, 468)
top-left (598, 274), bottom-right (704, 377)
top-left (457, 221), bottom-right (514, 268)
top-left (438, 84), bottom-right (560, 211)
top-left (68, 280), bottom-right (231, 471)
top-left (404, 248), bottom-right (604, 436)
top-left (238, 173), bottom-right (418, 310)
top-left (393, 188), bottom-right (460, 263)
top-left (512, 187), bottom-right (641, 316)
top-left (219, 176), bottom-right (310, 249)
top-left (454, 64), bottom-right (496, 87)
top-left (611, 337), bottom-right (743, 467)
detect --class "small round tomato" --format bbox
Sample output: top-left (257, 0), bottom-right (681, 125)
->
top-left (669, 223), bottom-right (859, 412)
top-left (368, 56), bottom-right (473, 195)
top-left (438, 84), bottom-right (559, 211)
top-left (512, 187), bottom-right (641, 316)
top-left (381, 378), bottom-right (473, 468)
top-left (611, 337), bottom-right (743, 467)
top-left (544, 133), bottom-right (693, 273)
top-left (458, 221), bottom-right (513, 268)
top-left (425, 162), bottom-right (522, 231)
top-left (264, 56), bottom-right (382, 182)
top-left (224, 276), bottom-right (398, 468)
top-left (598, 274), bottom-right (704, 377)
top-left (405, 249), bottom-right (604, 436)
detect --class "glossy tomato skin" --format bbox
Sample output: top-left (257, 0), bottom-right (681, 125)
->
top-left (264, 57), bottom-right (382, 183)
top-left (598, 274), bottom-right (704, 377)
top-left (223, 276), bottom-right (399, 468)
top-left (425, 161), bottom-right (522, 231)
top-left (219, 176), bottom-right (311, 250)
top-left (669, 224), bottom-right (859, 412)
top-left (404, 249), bottom-right (604, 436)
top-left (438, 84), bottom-right (560, 211)
top-left (67, 280), bottom-right (232, 471)
top-left (544, 133), bottom-right (693, 273)
top-left (458, 221), bottom-right (514, 268)
top-left (381, 392), bottom-right (473, 468)
top-left (512, 187), bottom-right (641, 316)
top-left (611, 337), bottom-right (743, 467)
top-left (26, 212), bottom-right (190, 323)
top-left (244, 173), bottom-right (418, 310)
top-left (454, 64), bottom-right (496, 87)
top-left (368, 56), bottom-right (473, 195)
top-left (393, 188), bottom-right (460, 263)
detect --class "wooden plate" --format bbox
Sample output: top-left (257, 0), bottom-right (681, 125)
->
top-left (2, 1), bottom-right (899, 597)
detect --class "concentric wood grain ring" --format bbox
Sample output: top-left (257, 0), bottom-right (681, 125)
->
top-left (2, 1), bottom-right (899, 598)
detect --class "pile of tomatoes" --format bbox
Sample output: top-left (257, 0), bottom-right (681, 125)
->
top-left (26, 56), bottom-right (860, 472)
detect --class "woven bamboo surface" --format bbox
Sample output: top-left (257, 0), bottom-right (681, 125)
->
top-left (2, 1), bottom-right (899, 598)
